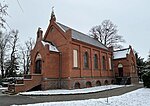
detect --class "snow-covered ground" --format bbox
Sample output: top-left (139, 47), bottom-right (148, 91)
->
top-left (12, 88), bottom-right (150, 106)
top-left (0, 86), bottom-right (7, 90)
top-left (19, 85), bottom-right (128, 96)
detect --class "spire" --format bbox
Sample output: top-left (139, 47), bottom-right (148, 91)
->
top-left (50, 6), bottom-right (56, 21)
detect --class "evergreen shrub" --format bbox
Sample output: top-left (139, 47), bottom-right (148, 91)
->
top-left (142, 71), bottom-right (150, 88)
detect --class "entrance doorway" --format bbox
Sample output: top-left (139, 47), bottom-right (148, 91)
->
top-left (118, 67), bottom-right (123, 77)
top-left (118, 64), bottom-right (123, 77)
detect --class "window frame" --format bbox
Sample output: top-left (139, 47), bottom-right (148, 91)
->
top-left (73, 49), bottom-right (78, 68)
top-left (84, 52), bottom-right (89, 69)
top-left (102, 56), bottom-right (106, 71)
top-left (35, 59), bottom-right (42, 74)
top-left (109, 57), bottom-right (112, 71)
top-left (94, 54), bottom-right (98, 70)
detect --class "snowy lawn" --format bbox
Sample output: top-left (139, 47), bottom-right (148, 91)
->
top-left (19, 85), bottom-right (128, 96)
top-left (12, 88), bottom-right (150, 106)
top-left (0, 86), bottom-right (7, 90)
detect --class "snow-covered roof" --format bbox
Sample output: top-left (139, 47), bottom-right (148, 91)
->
top-left (41, 41), bottom-right (59, 52)
top-left (113, 48), bottom-right (131, 59)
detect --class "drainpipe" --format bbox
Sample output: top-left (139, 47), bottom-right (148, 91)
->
top-left (58, 52), bottom-right (62, 89)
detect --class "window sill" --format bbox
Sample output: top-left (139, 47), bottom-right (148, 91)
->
top-left (72, 67), bottom-right (80, 70)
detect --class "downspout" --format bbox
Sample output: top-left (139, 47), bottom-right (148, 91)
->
top-left (59, 52), bottom-right (62, 89)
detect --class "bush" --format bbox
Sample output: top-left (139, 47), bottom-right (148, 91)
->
top-left (142, 71), bottom-right (150, 88)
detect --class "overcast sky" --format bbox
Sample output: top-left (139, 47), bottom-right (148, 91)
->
top-left (3, 0), bottom-right (150, 60)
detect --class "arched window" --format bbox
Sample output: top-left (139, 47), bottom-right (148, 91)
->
top-left (102, 56), bottom-right (106, 70)
top-left (111, 80), bottom-right (114, 84)
top-left (35, 53), bottom-right (42, 74)
top-left (96, 81), bottom-right (101, 86)
top-left (118, 63), bottom-right (123, 68)
top-left (74, 82), bottom-right (80, 89)
top-left (86, 81), bottom-right (92, 88)
top-left (35, 60), bottom-right (42, 74)
top-left (84, 52), bottom-right (89, 69)
top-left (104, 80), bottom-right (108, 85)
top-left (94, 54), bottom-right (98, 69)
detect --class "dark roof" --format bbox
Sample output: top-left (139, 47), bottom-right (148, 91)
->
top-left (56, 22), bottom-right (108, 50)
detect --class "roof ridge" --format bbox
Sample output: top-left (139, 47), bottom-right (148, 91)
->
top-left (57, 22), bottom-right (89, 36)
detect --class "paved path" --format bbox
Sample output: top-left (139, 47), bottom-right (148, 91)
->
top-left (0, 84), bottom-right (143, 106)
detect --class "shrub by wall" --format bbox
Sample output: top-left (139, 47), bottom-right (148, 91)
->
top-left (142, 71), bottom-right (150, 88)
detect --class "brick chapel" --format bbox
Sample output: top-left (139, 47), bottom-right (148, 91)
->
top-left (8, 11), bottom-right (138, 93)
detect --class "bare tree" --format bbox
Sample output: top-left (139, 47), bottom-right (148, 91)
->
top-left (5, 30), bottom-right (20, 77)
top-left (20, 38), bottom-right (35, 74)
top-left (0, 31), bottom-right (10, 78)
top-left (0, 3), bottom-right (8, 29)
top-left (90, 20), bottom-right (125, 49)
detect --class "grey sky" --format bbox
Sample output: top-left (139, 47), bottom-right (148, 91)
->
top-left (3, 0), bottom-right (150, 60)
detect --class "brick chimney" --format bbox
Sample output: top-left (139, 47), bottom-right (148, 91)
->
top-left (36, 27), bottom-right (43, 42)
top-left (108, 46), bottom-right (114, 52)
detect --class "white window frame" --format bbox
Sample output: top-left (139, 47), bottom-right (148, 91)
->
top-left (73, 49), bottom-right (78, 68)
top-left (109, 58), bottom-right (112, 70)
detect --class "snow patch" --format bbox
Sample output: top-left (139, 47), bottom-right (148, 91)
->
top-left (0, 87), bottom-right (8, 90)
top-left (41, 41), bottom-right (59, 52)
top-left (113, 48), bottom-right (130, 59)
top-left (19, 85), bottom-right (125, 96)
top-left (12, 88), bottom-right (150, 106)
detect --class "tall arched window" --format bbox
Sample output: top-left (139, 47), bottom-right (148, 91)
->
top-left (35, 53), bottom-right (42, 74)
top-left (35, 60), bottom-right (42, 74)
top-left (84, 52), bottom-right (89, 69)
top-left (94, 54), bottom-right (98, 69)
top-left (102, 56), bottom-right (106, 70)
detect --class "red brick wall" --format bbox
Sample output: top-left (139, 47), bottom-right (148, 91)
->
top-left (43, 52), bottom-right (60, 78)
top-left (113, 58), bottom-right (131, 74)
top-left (70, 40), bottom-right (113, 79)
top-left (44, 22), bottom-right (71, 78)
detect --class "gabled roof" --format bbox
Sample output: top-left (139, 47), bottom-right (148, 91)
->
top-left (56, 22), bottom-right (108, 50)
top-left (113, 48), bottom-right (131, 59)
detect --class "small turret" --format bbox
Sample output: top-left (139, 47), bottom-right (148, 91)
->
top-left (50, 6), bottom-right (56, 22)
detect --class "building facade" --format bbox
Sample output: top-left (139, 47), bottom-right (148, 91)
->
top-left (8, 12), bottom-right (138, 93)
top-left (113, 46), bottom-right (138, 84)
